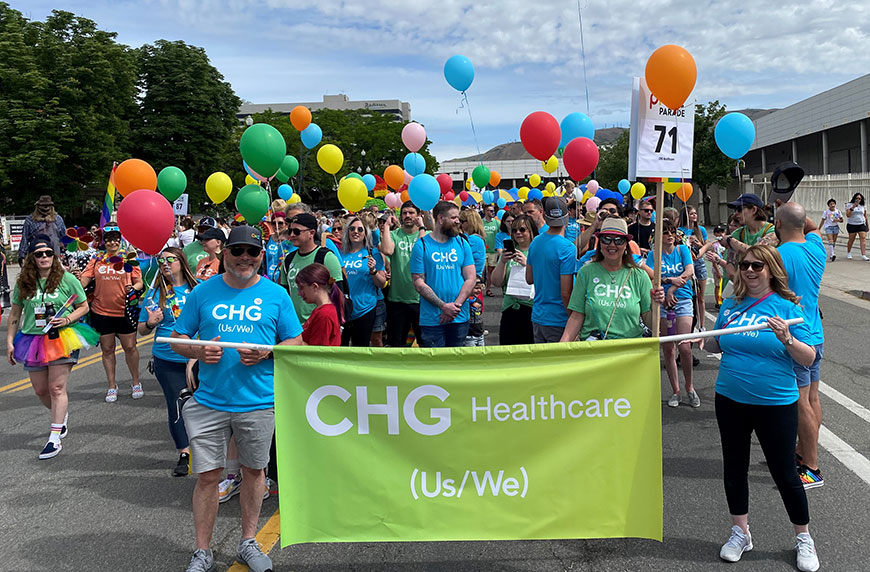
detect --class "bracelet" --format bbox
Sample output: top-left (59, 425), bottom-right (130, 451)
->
top-left (146, 321), bottom-right (156, 330)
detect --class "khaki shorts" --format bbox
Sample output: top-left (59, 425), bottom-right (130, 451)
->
top-left (182, 397), bottom-right (274, 474)
top-left (485, 252), bottom-right (499, 267)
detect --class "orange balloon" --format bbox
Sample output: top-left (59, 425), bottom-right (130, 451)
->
top-left (114, 158), bottom-right (157, 197)
top-left (384, 165), bottom-right (405, 190)
top-left (400, 190), bottom-right (410, 203)
top-left (489, 170), bottom-right (501, 187)
top-left (645, 45), bottom-right (696, 110)
top-left (290, 106), bottom-right (312, 131)
top-left (676, 182), bottom-right (693, 202)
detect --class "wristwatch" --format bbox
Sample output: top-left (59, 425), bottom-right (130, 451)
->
top-left (784, 335), bottom-right (794, 346)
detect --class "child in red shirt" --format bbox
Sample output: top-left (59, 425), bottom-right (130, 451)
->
top-left (295, 263), bottom-right (343, 346)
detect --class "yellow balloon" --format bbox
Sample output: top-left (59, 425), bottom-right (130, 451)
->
top-left (630, 182), bottom-right (646, 200)
top-left (205, 172), bottom-right (233, 204)
top-left (518, 186), bottom-right (530, 200)
top-left (582, 190), bottom-right (593, 203)
top-left (317, 144), bottom-right (344, 175)
top-left (465, 178), bottom-right (472, 190)
top-left (287, 194), bottom-right (301, 204)
top-left (337, 177), bottom-right (367, 211)
top-left (542, 156), bottom-right (558, 174)
top-left (529, 174), bottom-right (541, 188)
top-left (545, 182), bottom-right (556, 192)
top-left (244, 174), bottom-right (259, 186)
top-left (663, 182), bottom-right (681, 194)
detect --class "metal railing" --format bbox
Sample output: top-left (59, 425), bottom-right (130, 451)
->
top-left (749, 173), bottom-right (870, 222)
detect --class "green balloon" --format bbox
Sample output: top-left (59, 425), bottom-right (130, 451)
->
top-left (240, 124), bottom-right (287, 179)
top-left (281, 155), bottom-right (299, 178)
top-left (275, 169), bottom-right (290, 183)
top-left (235, 184), bottom-right (270, 223)
top-left (157, 166), bottom-right (187, 201)
top-left (472, 164), bottom-right (491, 189)
top-left (345, 173), bottom-right (363, 181)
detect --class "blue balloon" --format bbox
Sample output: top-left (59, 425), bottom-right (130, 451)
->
top-left (617, 179), bottom-right (631, 194)
top-left (482, 190), bottom-right (494, 205)
top-left (408, 174), bottom-right (440, 211)
top-left (403, 152), bottom-right (426, 177)
top-left (496, 197), bottom-right (507, 208)
top-left (242, 160), bottom-right (257, 179)
top-left (715, 112), bottom-right (756, 159)
top-left (444, 55), bottom-right (475, 92)
top-left (362, 174), bottom-right (376, 192)
top-left (560, 112), bottom-right (595, 148)
top-left (507, 187), bottom-right (519, 200)
top-left (300, 123), bottom-right (322, 150)
top-left (277, 184), bottom-right (294, 200)
top-left (497, 210), bottom-right (505, 220)
top-left (528, 188), bottom-right (543, 201)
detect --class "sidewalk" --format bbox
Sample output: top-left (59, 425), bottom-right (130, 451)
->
top-left (821, 252), bottom-right (870, 300)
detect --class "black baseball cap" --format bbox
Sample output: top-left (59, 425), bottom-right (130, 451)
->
top-left (197, 216), bottom-right (218, 229)
top-left (543, 196), bottom-right (569, 227)
top-left (289, 213), bottom-right (318, 230)
top-left (225, 225), bottom-right (262, 249)
top-left (727, 193), bottom-right (764, 209)
top-left (195, 228), bottom-right (226, 242)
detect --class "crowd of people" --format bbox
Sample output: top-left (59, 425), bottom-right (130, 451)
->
top-left (2, 187), bottom-right (832, 572)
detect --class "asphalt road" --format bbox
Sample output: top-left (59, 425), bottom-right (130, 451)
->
top-left (1, 290), bottom-right (868, 572)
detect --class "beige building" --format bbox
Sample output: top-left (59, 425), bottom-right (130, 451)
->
top-left (238, 94), bottom-right (411, 122)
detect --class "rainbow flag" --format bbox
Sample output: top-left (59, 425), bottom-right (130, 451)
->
top-left (99, 163), bottom-right (117, 229)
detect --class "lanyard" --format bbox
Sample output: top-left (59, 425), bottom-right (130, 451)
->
top-left (721, 291), bottom-right (774, 330)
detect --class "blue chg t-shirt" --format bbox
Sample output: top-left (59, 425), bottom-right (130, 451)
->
top-left (343, 247), bottom-right (385, 320)
top-left (714, 293), bottom-right (812, 406)
top-left (527, 232), bottom-right (577, 327)
top-left (777, 233), bottom-right (826, 346)
top-left (173, 276), bottom-right (303, 412)
top-left (138, 284), bottom-right (193, 363)
top-left (467, 234), bottom-right (486, 276)
top-left (409, 234), bottom-right (475, 327)
top-left (647, 244), bottom-right (693, 300)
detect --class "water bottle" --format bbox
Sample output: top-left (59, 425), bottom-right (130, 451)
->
top-left (666, 309), bottom-right (677, 335)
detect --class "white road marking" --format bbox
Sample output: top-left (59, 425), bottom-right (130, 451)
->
top-left (818, 382), bottom-right (870, 425)
top-left (818, 426), bottom-right (870, 487)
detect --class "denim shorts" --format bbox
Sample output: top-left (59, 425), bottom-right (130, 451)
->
top-left (23, 349), bottom-right (80, 372)
top-left (660, 297), bottom-right (693, 319)
top-left (823, 226), bottom-right (839, 235)
top-left (794, 343), bottom-right (824, 387)
top-left (372, 299), bottom-right (386, 332)
top-left (693, 258), bottom-right (708, 281)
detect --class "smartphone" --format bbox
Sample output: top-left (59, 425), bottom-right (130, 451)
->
top-left (503, 239), bottom-right (515, 252)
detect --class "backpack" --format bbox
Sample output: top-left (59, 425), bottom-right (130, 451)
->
top-left (738, 223), bottom-right (774, 244)
top-left (283, 247), bottom-right (354, 318)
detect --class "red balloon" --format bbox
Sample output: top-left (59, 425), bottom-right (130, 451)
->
top-left (520, 111), bottom-right (561, 161)
top-left (436, 173), bottom-right (453, 194)
top-left (562, 137), bottom-right (600, 181)
top-left (444, 191), bottom-right (455, 201)
top-left (459, 191), bottom-right (469, 202)
top-left (117, 190), bottom-right (175, 255)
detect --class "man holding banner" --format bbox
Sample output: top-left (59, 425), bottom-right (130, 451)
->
top-left (170, 225), bottom-right (303, 572)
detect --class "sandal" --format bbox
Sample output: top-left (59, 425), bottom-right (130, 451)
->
top-left (485, 289), bottom-right (494, 297)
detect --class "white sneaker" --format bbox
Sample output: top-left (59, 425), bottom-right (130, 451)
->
top-left (105, 388), bottom-right (118, 403)
top-left (263, 477), bottom-right (272, 500)
top-left (668, 393), bottom-right (680, 407)
top-left (131, 384), bottom-right (144, 399)
top-left (218, 473), bottom-right (243, 503)
top-left (847, 252), bottom-right (853, 259)
top-left (863, 255), bottom-right (870, 261)
top-left (720, 525), bottom-right (753, 562)
top-left (795, 532), bottom-right (820, 571)
top-left (686, 389), bottom-right (701, 408)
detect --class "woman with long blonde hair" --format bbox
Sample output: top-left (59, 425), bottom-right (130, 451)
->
top-left (459, 208), bottom-right (486, 278)
top-left (701, 244), bottom-right (820, 571)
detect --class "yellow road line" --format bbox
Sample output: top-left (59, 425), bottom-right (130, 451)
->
top-left (226, 509), bottom-right (281, 572)
top-left (0, 334), bottom-right (154, 394)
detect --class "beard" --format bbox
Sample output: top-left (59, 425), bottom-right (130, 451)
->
top-left (227, 262), bottom-right (257, 282)
top-left (442, 222), bottom-right (459, 237)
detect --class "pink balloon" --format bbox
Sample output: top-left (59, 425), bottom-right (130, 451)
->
top-left (403, 170), bottom-right (413, 186)
top-left (585, 196), bottom-right (601, 212)
top-left (402, 122), bottom-right (427, 153)
top-left (444, 191), bottom-right (455, 201)
top-left (587, 180), bottom-right (600, 194)
top-left (117, 190), bottom-right (175, 255)
top-left (436, 173), bottom-right (453, 194)
top-left (388, 193), bottom-right (401, 208)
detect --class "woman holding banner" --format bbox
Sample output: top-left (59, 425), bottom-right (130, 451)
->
top-left (700, 245), bottom-right (819, 571)
top-left (490, 214), bottom-right (537, 345)
top-left (6, 235), bottom-right (94, 460)
top-left (560, 218), bottom-right (663, 342)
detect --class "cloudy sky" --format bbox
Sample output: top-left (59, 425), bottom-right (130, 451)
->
top-left (16, 0), bottom-right (870, 161)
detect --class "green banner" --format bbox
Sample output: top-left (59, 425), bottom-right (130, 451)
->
top-left (274, 339), bottom-right (662, 546)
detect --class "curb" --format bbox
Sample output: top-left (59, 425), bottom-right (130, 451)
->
top-left (847, 290), bottom-right (870, 301)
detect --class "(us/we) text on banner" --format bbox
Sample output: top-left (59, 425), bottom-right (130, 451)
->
top-left (274, 338), bottom-right (663, 546)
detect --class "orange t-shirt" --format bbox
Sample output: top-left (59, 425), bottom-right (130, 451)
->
top-left (82, 258), bottom-right (142, 317)
top-left (195, 256), bottom-right (221, 282)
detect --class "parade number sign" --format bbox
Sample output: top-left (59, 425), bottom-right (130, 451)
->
top-left (173, 194), bottom-right (189, 216)
top-left (628, 77), bottom-right (694, 181)
top-left (274, 339), bottom-right (663, 546)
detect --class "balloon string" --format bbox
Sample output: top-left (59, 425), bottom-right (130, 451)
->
top-left (576, 0), bottom-right (591, 117)
top-left (461, 91), bottom-right (484, 166)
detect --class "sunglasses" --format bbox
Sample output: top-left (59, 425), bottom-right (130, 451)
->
top-left (512, 227), bottom-right (528, 234)
top-left (103, 225), bottom-right (119, 232)
top-left (33, 250), bottom-right (55, 259)
top-left (640, 209), bottom-right (653, 213)
top-left (349, 226), bottom-right (366, 233)
top-left (599, 235), bottom-right (627, 245)
top-left (157, 256), bottom-right (179, 264)
top-left (104, 237), bottom-right (121, 242)
top-left (739, 260), bottom-right (765, 272)
top-left (601, 208), bottom-right (618, 214)
top-left (228, 245), bottom-right (262, 257)
top-left (288, 227), bottom-right (312, 236)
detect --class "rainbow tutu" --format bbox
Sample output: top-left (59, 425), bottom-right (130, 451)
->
top-left (13, 322), bottom-right (101, 366)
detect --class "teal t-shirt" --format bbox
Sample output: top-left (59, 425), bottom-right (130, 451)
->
top-left (777, 233), bottom-right (826, 345)
top-left (568, 263), bottom-right (652, 340)
top-left (409, 234), bottom-right (475, 326)
top-left (527, 232), bottom-right (577, 327)
top-left (646, 244), bottom-right (693, 300)
top-left (467, 234), bottom-right (486, 276)
top-left (138, 284), bottom-right (193, 363)
top-left (343, 247), bottom-right (385, 320)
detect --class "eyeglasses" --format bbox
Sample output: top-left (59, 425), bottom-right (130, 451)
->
top-left (33, 250), bottom-right (54, 259)
top-left (599, 235), bottom-right (627, 246)
top-left (157, 256), bottom-right (179, 264)
top-left (640, 209), bottom-right (653, 213)
top-left (273, 220), bottom-right (286, 226)
top-left (228, 245), bottom-right (262, 257)
top-left (288, 227), bottom-right (311, 236)
top-left (661, 230), bottom-right (674, 236)
top-left (103, 225), bottom-right (119, 232)
top-left (512, 227), bottom-right (528, 234)
top-left (349, 226), bottom-right (365, 233)
top-left (739, 260), bottom-right (765, 272)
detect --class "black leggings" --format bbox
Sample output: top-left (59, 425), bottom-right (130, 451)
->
top-left (715, 393), bottom-right (809, 525)
top-left (385, 301), bottom-right (421, 347)
top-left (499, 305), bottom-right (534, 345)
top-left (341, 306), bottom-right (376, 347)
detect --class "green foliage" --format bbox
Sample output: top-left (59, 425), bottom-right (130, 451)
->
top-left (595, 130), bottom-right (630, 191)
top-left (693, 101), bottom-right (732, 223)
top-left (131, 40), bottom-right (241, 211)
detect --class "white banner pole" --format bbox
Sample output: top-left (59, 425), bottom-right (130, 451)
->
top-left (155, 337), bottom-right (272, 351)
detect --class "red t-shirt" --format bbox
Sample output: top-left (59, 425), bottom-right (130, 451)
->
top-left (302, 304), bottom-right (341, 346)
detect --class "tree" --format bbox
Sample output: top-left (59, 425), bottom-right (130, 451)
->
top-left (693, 101), bottom-right (733, 224)
top-left (594, 130), bottom-right (630, 192)
top-left (132, 40), bottom-right (241, 210)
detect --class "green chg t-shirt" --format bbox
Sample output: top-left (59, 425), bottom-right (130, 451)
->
top-left (12, 272), bottom-right (87, 335)
top-left (281, 248), bottom-right (344, 322)
top-left (501, 249), bottom-right (533, 311)
top-left (386, 228), bottom-right (423, 304)
top-left (567, 263), bottom-right (652, 340)
top-left (483, 219), bottom-right (500, 253)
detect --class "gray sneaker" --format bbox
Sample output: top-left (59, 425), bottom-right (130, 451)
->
top-left (667, 393), bottom-right (680, 407)
top-left (795, 532), bottom-right (820, 571)
top-left (238, 538), bottom-right (272, 572)
top-left (686, 390), bottom-right (701, 408)
top-left (185, 549), bottom-right (215, 572)
top-left (720, 525), bottom-right (752, 562)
